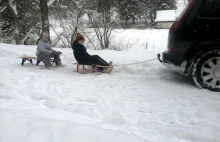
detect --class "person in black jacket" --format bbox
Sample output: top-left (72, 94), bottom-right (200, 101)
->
top-left (72, 33), bottom-right (112, 72)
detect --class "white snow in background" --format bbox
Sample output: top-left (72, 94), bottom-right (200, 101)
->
top-left (110, 29), bottom-right (168, 52)
top-left (155, 10), bottom-right (176, 22)
top-left (9, 1), bottom-right (18, 15)
top-left (176, 0), bottom-right (188, 16)
top-left (48, 0), bottom-right (56, 6)
top-left (0, 29), bottom-right (220, 142)
top-left (64, 28), bottom-right (169, 51)
top-left (50, 27), bottom-right (64, 39)
top-left (15, 29), bottom-right (19, 34)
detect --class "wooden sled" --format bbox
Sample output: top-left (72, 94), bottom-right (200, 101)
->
top-left (74, 63), bottom-right (113, 74)
top-left (19, 56), bottom-right (55, 66)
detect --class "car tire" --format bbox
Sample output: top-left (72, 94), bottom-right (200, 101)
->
top-left (192, 50), bottom-right (220, 92)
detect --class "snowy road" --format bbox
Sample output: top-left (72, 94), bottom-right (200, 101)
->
top-left (0, 43), bottom-right (220, 142)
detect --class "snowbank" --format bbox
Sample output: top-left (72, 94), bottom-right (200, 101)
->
top-left (83, 29), bottom-right (169, 52)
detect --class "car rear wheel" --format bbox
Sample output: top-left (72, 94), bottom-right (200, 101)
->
top-left (192, 50), bottom-right (220, 92)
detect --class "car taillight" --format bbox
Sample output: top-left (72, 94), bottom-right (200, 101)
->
top-left (168, 47), bottom-right (177, 52)
top-left (170, 47), bottom-right (177, 52)
top-left (172, 0), bottom-right (196, 30)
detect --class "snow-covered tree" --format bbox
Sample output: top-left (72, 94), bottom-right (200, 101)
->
top-left (0, 0), bottom-right (19, 44)
top-left (0, 0), bottom-right (14, 43)
top-left (40, 0), bottom-right (50, 38)
top-left (17, 0), bottom-right (40, 44)
top-left (0, 0), bottom-right (41, 44)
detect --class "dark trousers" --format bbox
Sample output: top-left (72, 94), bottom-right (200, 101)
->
top-left (37, 52), bottom-right (61, 67)
top-left (90, 55), bottom-right (109, 66)
top-left (77, 55), bottom-right (109, 71)
top-left (37, 52), bottom-right (52, 67)
top-left (53, 53), bottom-right (61, 65)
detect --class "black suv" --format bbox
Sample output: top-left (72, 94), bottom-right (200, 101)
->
top-left (158, 0), bottom-right (220, 91)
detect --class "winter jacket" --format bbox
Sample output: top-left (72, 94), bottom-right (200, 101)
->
top-left (72, 40), bottom-right (91, 64)
top-left (36, 39), bottom-right (53, 55)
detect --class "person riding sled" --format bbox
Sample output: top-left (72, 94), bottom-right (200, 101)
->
top-left (72, 33), bottom-right (113, 73)
top-left (36, 32), bottom-right (62, 69)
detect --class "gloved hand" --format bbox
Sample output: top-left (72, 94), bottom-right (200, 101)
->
top-left (57, 51), bottom-right (62, 55)
top-left (52, 51), bottom-right (62, 56)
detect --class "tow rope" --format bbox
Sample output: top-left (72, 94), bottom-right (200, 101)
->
top-left (61, 53), bottom-right (161, 66)
top-left (61, 53), bottom-right (75, 62)
top-left (123, 58), bottom-right (158, 66)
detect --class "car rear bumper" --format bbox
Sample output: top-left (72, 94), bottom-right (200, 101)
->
top-left (158, 51), bottom-right (187, 75)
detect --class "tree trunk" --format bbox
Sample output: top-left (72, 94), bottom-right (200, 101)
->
top-left (132, 17), bottom-right (135, 24)
top-left (125, 16), bottom-right (128, 25)
top-left (14, 17), bottom-right (20, 44)
top-left (40, 0), bottom-right (50, 39)
top-left (88, 13), bottom-right (91, 24)
top-left (150, 12), bottom-right (154, 26)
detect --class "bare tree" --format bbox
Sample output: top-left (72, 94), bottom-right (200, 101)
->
top-left (49, 0), bottom-right (90, 47)
top-left (90, 11), bottom-right (116, 49)
top-left (69, 0), bottom-right (89, 46)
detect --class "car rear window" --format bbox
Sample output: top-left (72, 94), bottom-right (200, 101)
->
top-left (200, 0), bottom-right (220, 17)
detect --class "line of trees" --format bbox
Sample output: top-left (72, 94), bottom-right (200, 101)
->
top-left (0, 0), bottom-right (49, 44)
top-left (0, 0), bottom-right (177, 47)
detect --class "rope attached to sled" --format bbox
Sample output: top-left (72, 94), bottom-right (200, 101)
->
top-left (62, 53), bottom-right (159, 66)
top-left (123, 58), bottom-right (158, 66)
top-left (61, 53), bottom-right (75, 62)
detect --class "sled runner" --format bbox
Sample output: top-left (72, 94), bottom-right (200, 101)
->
top-left (19, 56), bottom-right (55, 66)
top-left (74, 63), bottom-right (113, 74)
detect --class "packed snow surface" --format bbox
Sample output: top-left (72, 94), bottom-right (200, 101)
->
top-left (0, 29), bottom-right (220, 142)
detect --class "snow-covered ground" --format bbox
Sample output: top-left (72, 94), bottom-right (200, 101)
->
top-left (0, 29), bottom-right (220, 142)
